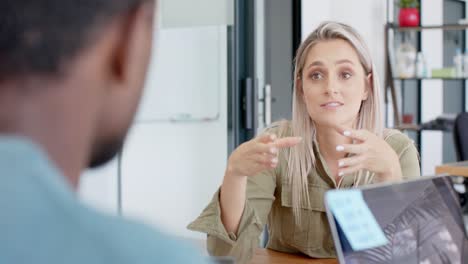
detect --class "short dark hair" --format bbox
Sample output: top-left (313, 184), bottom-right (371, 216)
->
top-left (0, 0), bottom-right (149, 81)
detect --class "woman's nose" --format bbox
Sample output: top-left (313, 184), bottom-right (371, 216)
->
top-left (325, 77), bottom-right (339, 94)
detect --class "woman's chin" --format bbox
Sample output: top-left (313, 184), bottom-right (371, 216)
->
top-left (313, 119), bottom-right (341, 128)
top-left (312, 117), bottom-right (354, 129)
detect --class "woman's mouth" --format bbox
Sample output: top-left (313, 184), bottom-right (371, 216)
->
top-left (320, 101), bottom-right (344, 109)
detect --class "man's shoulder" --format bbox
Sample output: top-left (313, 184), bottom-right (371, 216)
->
top-left (78, 208), bottom-right (210, 263)
top-left (0, 137), bottom-right (210, 263)
top-left (1, 192), bottom-right (209, 264)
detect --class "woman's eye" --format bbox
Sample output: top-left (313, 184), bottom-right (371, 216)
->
top-left (310, 72), bottom-right (323, 80)
top-left (341, 72), bottom-right (352, 80)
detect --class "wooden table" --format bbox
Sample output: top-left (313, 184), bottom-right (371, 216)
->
top-left (436, 161), bottom-right (468, 177)
top-left (250, 248), bottom-right (337, 264)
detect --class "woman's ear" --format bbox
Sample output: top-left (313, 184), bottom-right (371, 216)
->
top-left (363, 73), bottom-right (372, 101)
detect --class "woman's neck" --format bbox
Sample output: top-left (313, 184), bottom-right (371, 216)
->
top-left (315, 125), bottom-right (352, 161)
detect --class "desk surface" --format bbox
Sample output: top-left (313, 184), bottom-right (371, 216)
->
top-left (436, 161), bottom-right (468, 177)
top-left (250, 249), bottom-right (338, 264)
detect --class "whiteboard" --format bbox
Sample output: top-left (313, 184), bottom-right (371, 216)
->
top-left (136, 26), bottom-right (224, 122)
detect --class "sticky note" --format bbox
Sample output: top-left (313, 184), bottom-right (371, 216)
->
top-left (325, 189), bottom-right (388, 251)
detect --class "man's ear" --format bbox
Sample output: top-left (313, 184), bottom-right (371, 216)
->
top-left (108, 2), bottom-right (155, 87)
top-left (108, 12), bottom-right (134, 85)
top-left (363, 73), bottom-right (372, 101)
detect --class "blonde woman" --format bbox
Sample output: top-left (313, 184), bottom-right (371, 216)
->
top-left (188, 21), bottom-right (420, 263)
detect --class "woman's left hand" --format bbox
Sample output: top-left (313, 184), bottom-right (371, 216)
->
top-left (335, 127), bottom-right (402, 182)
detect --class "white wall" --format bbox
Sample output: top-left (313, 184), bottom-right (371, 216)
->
top-left (420, 0), bottom-right (444, 175)
top-left (159, 0), bottom-right (233, 28)
top-left (120, 25), bottom-right (228, 239)
top-left (79, 0), bottom-right (232, 240)
top-left (78, 159), bottom-right (118, 213)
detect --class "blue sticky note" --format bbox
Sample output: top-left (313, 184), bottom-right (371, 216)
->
top-left (325, 189), bottom-right (388, 251)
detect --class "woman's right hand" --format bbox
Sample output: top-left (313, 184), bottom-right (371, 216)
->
top-left (225, 133), bottom-right (302, 178)
top-left (220, 133), bottom-right (301, 233)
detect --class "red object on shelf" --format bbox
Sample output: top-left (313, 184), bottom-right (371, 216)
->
top-left (402, 114), bottom-right (414, 124)
top-left (399, 8), bottom-right (420, 27)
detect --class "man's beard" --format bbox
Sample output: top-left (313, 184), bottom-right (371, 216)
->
top-left (88, 137), bottom-right (125, 168)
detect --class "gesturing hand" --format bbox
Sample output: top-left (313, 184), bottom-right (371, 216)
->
top-left (335, 127), bottom-right (402, 182)
top-left (226, 133), bottom-right (302, 178)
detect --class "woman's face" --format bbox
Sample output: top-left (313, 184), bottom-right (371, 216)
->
top-left (300, 39), bottom-right (370, 129)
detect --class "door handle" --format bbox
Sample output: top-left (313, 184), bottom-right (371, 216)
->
top-left (264, 84), bottom-right (272, 126)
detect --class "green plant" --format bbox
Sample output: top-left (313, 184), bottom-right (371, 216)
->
top-left (398, 0), bottom-right (419, 9)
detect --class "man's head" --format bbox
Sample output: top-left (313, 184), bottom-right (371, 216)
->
top-left (0, 0), bottom-right (156, 170)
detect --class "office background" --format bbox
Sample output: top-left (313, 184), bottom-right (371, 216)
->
top-left (78, 0), bottom-right (468, 240)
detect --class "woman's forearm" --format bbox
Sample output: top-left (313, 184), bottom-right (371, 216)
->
top-left (219, 169), bottom-right (248, 234)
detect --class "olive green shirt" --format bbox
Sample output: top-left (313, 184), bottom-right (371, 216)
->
top-left (188, 125), bottom-right (420, 264)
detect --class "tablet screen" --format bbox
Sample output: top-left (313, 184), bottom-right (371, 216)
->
top-left (331, 176), bottom-right (468, 264)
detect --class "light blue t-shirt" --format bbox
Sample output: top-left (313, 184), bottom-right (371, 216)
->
top-left (0, 137), bottom-right (210, 264)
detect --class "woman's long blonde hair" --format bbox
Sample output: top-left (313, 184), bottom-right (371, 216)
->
top-left (282, 21), bottom-right (383, 217)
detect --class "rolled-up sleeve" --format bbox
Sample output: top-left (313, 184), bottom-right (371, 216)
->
top-left (383, 129), bottom-right (421, 181)
top-left (398, 140), bottom-right (421, 180)
top-left (187, 169), bottom-right (276, 263)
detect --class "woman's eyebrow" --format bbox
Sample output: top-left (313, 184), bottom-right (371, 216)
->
top-left (306, 61), bottom-right (324, 69)
top-left (335, 59), bottom-right (354, 65)
top-left (306, 59), bottom-right (355, 69)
